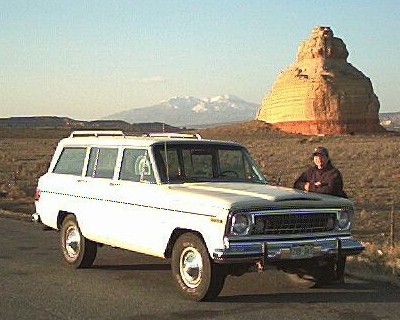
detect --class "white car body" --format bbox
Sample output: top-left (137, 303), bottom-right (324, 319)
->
top-left (34, 130), bottom-right (364, 300)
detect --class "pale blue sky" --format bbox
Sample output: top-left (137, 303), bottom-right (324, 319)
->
top-left (1, 0), bottom-right (399, 120)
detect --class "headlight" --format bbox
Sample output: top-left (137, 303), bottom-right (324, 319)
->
top-left (337, 207), bottom-right (352, 230)
top-left (231, 213), bottom-right (252, 235)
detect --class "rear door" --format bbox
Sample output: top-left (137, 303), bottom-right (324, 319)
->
top-left (75, 146), bottom-right (119, 243)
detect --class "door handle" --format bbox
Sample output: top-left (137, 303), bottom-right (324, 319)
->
top-left (110, 182), bottom-right (120, 186)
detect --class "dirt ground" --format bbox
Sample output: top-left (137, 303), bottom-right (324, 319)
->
top-left (0, 123), bottom-right (399, 274)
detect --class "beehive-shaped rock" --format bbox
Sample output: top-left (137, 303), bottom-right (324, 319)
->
top-left (256, 26), bottom-right (384, 135)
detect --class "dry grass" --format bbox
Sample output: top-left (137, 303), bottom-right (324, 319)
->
top-left (199, 121), bottom-right (400, 277)
top-left (348, 243), bottom-right (400, 278)
top-left (0, 123), bottom-right (399, 276)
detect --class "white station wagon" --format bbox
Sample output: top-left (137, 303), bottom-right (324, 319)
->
top-left (34, 130), bottom-right (364, 301)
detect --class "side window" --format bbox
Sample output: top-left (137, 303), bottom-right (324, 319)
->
top-left (119, 149), bottom-right (155, 183)
top-left (53, 147), bottom-right (86, 175)
top-left (86, 147), bottom-right (118, 179)
top-left (154, 148), bottom-right (180, 181)
top-left (165, 149), bottom-right (180, 178)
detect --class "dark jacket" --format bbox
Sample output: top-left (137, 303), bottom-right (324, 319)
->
top-left (293, 161), bottom-right (347, 198)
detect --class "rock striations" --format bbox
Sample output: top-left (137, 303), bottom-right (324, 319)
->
top-left (256, 26), bottom-right (384, 135)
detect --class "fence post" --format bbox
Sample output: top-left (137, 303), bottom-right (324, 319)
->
top-left (390, 204), bottom-right (395, 248)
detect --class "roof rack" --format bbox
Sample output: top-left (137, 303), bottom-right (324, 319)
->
top-left (69, 130), bottom-right (125, 138)
top-left (144, 133), bottom-right (202, 140)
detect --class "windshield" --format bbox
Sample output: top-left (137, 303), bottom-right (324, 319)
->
top-left (152, 143), bottom-right (267, 184)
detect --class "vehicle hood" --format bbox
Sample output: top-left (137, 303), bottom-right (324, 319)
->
top-left (165, 182), bottom-right (352, 212)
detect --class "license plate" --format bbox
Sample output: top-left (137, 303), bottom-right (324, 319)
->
top-left (291, 245), bottom-right (314, 259)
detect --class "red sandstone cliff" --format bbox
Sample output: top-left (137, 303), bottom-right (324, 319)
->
top-left (256, 26), bottom-right (385, 135)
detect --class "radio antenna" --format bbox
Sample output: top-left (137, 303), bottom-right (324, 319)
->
top-left (162, 123), bottom-right (169, 182)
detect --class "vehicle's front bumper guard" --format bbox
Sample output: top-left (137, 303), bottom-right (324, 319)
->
top-left (212, 236), bottom-right (364, 265)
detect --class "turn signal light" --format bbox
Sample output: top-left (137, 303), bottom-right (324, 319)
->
top-left (34, 189), bottom-right (41, 201)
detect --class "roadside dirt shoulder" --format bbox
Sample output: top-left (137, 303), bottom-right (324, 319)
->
top-left (0, 209), bottom-right (32, 222)
top-left (2, 208), bottom-right (399, 288)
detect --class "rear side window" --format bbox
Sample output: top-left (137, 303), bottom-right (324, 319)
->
top-left (119, 149), bottom-right (155, 183)
top-left (86, 147), bottom-right (118, 179)
top-left (53, 147), bottom-right (87, 175)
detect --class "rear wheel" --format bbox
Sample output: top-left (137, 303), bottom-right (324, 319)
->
top-left (171, 233), bottom-right (226, 301)
top-left (60, 214), bottom-right (97, 268)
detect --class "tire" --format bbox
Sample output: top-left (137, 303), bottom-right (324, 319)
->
top-left (171, 233), bottom-right (226, 301)
top-left (60, 214), bottom-right (97, 268)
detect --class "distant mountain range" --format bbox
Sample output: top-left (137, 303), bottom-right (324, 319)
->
top-left (379, 112), bottom-right (400, 131)
top-left (104, 95), bottom-right (400, 130)
top-left (0, 94), bottom-right (399, 131)
top-left (0, 116), bottom-right (180, 132)
top-left (103, 95), bottom-right (260, 127)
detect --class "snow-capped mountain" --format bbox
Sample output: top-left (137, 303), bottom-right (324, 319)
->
top-left (104, 95), bottom-right (260, 127)
top-left (379, 111), bottom-right (400, 131)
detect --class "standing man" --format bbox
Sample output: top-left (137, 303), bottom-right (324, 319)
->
top-left (294, 146), bottom-right (348, 285)
top-left (294, 146), bottom-right (347, 198)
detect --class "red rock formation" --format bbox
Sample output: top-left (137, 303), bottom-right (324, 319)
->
top-left (256, 26), bottom-right (385, 135)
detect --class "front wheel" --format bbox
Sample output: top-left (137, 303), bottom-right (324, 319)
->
top-left (171, 233), bottom-right (226, 301)
top-left (60, 214), bottom-right (97, 268)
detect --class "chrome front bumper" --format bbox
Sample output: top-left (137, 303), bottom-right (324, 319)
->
top-left (212, 236), bottom-right (364, 264)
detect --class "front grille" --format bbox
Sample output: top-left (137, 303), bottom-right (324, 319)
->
top-left (253, 212), bottom-right (337, 235)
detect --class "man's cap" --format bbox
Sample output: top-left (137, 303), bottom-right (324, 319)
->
top-left (312, 146), bottom-right (329, 158)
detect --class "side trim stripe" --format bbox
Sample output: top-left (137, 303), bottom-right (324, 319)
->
top-left (40, 190), bottom-right (215, 217)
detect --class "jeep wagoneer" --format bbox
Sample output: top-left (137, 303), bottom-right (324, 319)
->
top-left (34, 130), bottom-right (364, 301)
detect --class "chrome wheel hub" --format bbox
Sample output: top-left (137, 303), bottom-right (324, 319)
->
top-left (65, 226), bottom-right (80, 258)
top-left (180, 247), bottom-right (203, 288)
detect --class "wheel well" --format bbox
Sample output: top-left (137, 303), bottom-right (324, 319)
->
top-left (164, 228), bottom-right (206, 259)
top-left (57, 211), bottom-right (73, 229)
